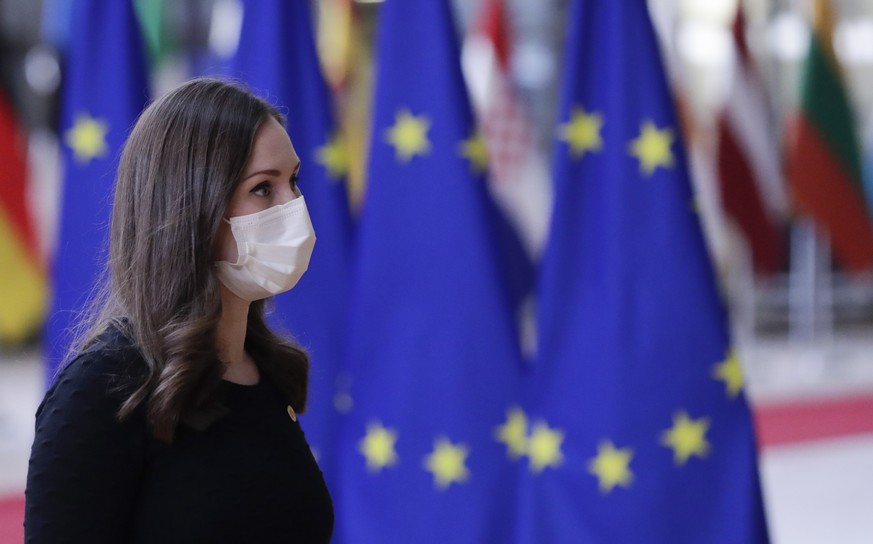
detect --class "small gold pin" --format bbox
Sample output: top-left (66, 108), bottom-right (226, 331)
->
top-left (287, 405), bottom-right (297, 422)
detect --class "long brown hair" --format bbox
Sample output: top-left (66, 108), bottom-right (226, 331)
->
top-left (73, 78), bottom-right (309, 442)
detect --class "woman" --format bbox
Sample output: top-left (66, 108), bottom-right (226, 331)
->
top-left (24, 78), bottom-right (333, 543)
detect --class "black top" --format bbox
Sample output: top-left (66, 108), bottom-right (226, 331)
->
top-left (24, 327), bottom-right (333, 543)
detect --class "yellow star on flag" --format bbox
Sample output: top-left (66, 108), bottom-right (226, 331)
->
top-left (494, 406), bottom-right (528, 459)
top-left (385, 109), bottom-right (431, 162)
top-left (65, 113), bottom-right (109, 164)
top-left (628, 120), bottom-right (674, 175)
top-left (315, 133), bottom-right (348, 180)
top-left (558, 107), bottom-right (603, 159)
top-left (358, 421), bottom-right (398, 472)
top-left (527, 421), bottom-right (564, 473)
top-left (712, 351), bottom-right (744, 398)
top-left (660, 411), bottom-right (711, 465)
top-left (459, 130), bottom-right (489, 174)
top-left (588, 440), bottom-right (634, 494)
top-left (423, 437), bottom-right (470, 489)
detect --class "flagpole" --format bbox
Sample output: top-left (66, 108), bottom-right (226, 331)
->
top-left (789, 217), bottom-right (833, 343)
top-left (729, 227), bottom-right (757, 348)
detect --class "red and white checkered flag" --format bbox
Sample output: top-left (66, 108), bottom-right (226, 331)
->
top-left (463, 0), bottom-right (551, 257)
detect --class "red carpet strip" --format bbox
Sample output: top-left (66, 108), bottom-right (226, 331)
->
top-left (754, 393), bottom-right (873, 447)
top-left (0, 494), bottom-right (24, 543)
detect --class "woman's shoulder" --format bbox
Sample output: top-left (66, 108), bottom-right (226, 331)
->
top-left (62, 324), bottom-right (145, 379)
top-left (41, 324), bottom-right (148, 417)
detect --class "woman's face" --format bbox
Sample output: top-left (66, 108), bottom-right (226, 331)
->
top-left (215, 116), bottom-right (301, 264)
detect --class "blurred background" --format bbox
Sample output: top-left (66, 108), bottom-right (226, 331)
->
top-left (1, 0), bottom-right (872, 542)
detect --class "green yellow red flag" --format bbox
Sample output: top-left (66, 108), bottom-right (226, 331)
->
top-left (788, 0), bottom-right (873, 270)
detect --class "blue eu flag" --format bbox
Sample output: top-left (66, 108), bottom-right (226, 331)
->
top-left (46, 0), bottom-right (150, 380)
top-left (231, 0), bottom-right (355, 481)
top-left (334, 0), bottom-right (527, 541)
top-left (517, 1), bottom-right (770, 542)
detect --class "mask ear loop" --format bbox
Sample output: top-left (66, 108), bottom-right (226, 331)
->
top-left (215, 216), bottom-right (237, 269)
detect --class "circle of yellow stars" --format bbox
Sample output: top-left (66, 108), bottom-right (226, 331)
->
top-left (65, 113), bottom-right (109, 164)
top-left (358, 102), bottom-right (741, 494)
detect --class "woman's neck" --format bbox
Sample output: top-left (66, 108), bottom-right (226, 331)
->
top-left (216, 285), bottom-right (250, 365)
top-left (216, 286), bottom-right (260, 385)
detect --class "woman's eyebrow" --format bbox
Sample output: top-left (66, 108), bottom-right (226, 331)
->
top-left (241, 168), bottom-right (281, 181)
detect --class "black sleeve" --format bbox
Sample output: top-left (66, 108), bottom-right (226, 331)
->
top-left (24, 351), bottom-right (146, 543)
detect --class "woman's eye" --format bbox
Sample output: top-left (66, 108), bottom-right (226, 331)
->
top-left (289, 174), bottom-right (299, 191)
top-left (251, 181), bottom-right (271, 197)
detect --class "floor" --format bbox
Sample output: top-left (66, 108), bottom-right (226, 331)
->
top-left (1, 337), bottom-right (872, 543)
top-left (743, 333), bottom-right (873, 543)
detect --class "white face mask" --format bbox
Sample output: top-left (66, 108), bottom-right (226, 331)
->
top-left (215, 196), bottom-right (316, 301)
